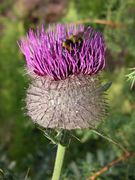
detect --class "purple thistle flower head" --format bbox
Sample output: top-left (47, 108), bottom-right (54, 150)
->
top-left (19, 24), bottom-right (109, 130)
top-left (19, 24), bottom-right (106, 80)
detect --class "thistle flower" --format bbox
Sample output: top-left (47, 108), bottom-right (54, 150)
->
top-left (19, 24), bottom-right (109, 130)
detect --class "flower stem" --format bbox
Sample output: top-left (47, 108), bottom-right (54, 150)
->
top-left (52, 144), bottom-right (66, 180)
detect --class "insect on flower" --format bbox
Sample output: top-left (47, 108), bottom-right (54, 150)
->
top-left (62, 32), bottom-right (84, 51)
top-left (19, 24), bottom-right (111, 130)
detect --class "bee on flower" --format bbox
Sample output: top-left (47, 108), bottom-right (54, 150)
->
top-left (19, 24), bottom-right (110, 130)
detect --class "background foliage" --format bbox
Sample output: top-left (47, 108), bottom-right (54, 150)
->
top-left (0, 0), bottom-right (135, 179)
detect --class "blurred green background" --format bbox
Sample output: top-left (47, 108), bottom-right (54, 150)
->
top-left (0, 0), bottom-right (135, 179)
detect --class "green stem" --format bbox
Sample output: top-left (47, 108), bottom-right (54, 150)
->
top-left (52, 144), bottom-right (66, 180)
